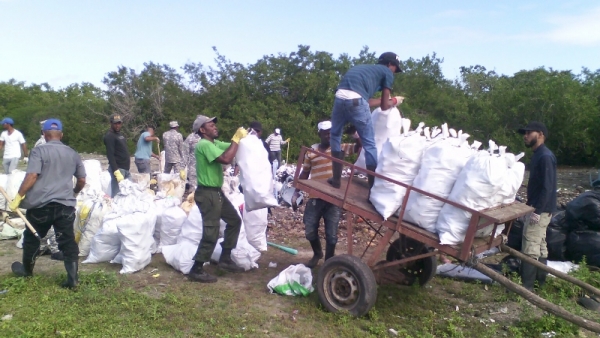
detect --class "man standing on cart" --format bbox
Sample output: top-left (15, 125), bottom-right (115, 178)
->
top-left (518, 121), bottom-right (557, 291)
top-left (292, 121), bottom-right (361, 268)
top-left (327, 52), bottom-right (404, 190)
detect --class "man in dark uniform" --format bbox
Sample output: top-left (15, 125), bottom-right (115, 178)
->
top-left (103, 114), bottom-right (130, 197)
top-left (188, 115), bottom-right (249, 283)
top-left (517, 121), bottom-right (557, 291)
top-left (10, 119), bottom-right (86, 288)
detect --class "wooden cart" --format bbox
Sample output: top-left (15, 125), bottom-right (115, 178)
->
top-left (293, 147), bottom-right (600, 333)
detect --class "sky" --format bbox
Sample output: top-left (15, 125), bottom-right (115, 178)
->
top-left (1, 0), bottom-right (599, 89)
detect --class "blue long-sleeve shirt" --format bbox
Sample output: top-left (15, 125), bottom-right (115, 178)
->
top-left (526, 144), bottom-right (557, 214)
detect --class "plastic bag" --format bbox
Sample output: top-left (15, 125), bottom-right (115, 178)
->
top-left (160, 198), bottom-right (187, 248)
top-left (566, 230), bottom-right (600, 268)
top-left (112, 209), bottom-right (157, 274)
top-left (162, 238), bottom-right (198, 274)
top-left (237, 134), bottom-right (278, 211)
top-left (565, 191), bottom-right (600, 231)
top-left (354, 107), bottom-right (402, 169)
top-left (267, 264), bottom-right (314, 296)
top-left (82, 220), bottom-right (120, 263)
top-left (75, 198), bottom-right (110, 257)
top-left (244, 207), bottom-right (268, 251)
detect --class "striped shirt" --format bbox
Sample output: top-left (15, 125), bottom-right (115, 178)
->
top-left (265, 134), bottom-right (287, 151)
top-left (303, 143), bottom-right (356, 180)
top-left (337, 64), bottom-right (394, 100)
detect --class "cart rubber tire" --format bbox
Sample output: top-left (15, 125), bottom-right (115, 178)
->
top-left (386, 237), bottom-right (437, 286)
top-left (317, 254), bottom-right (377, 317)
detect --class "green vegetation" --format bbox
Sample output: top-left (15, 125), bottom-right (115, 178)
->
top-left (2, 46), bottom-right (600, 165)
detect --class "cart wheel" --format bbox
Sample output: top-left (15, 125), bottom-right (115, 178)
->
top-left (317, 254), bottom-right (377, 317)
top-left (385, 236), bottom-right (437, 286)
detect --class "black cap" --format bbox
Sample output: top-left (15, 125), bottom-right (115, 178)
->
top-left (249, 121), bottom-right (263, 132)
top-left (378, 52), bottom-right (402, 73)
top-left (518, 121), bottom-right (549, 138)
top-left (110, 114), bottom-right (123, 123)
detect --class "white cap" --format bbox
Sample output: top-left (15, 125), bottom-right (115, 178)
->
top-left (318, 121), bottom-right (332, 131)
top-left (275, 128), bottom-right (281, 134)
top-left (169, 121), bottom-right (179, 128)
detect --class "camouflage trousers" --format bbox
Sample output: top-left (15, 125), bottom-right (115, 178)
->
top-left (522, 212), bottom-right (552, 259)
top-left (40, 228), bottom-right (60, 254)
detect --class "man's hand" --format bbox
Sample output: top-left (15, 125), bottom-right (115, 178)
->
top-left (291, 190), bottom-right (300, 212)
top-left (231, 127), bottom-right (248, 144)
top-left (529, 213), bottom-right (541, 224)
top-left (22, 157), bottom-right (28, 164)
top-left (114, 170), bottom-right (125, 183)
top-left (285, 138), bottom-right (290, 143)
top-left (392, 96), bottom-right (405, 106)
top-left (9, 194), bottom-right (25, 211)
top-left (155, 137), bottom-right (160, 143)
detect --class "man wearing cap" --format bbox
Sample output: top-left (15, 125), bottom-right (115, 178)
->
top-left (134, 126), bottom-right (160, 174)
top-left (184, 125), bottom-right (202, 193)
top-left (517, 121), bottom-right (557, 291)
top-left (291, 121), bottom-right (361, 267)
top-left (0, 118), bottom-right (29, 174)
top-left (327, 52), bottom-right (404, 190)
top-left (9, 119), bottom-right (86, 289)
top-left (34, 120), bottom-right (47, 148)
top-left (162, 121), bottom-right (185, 180)
top-left (249, 121), bottom-right (269, 152)
top-left (266, 128), bottom-right (288, 166)
top-left (187, 115), bottom-right (249, 283)
top-left (103, 114), bottom-right (130, 197)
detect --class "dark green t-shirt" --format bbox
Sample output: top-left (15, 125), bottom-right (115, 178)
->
top-left (195, 139), bottom-right (230, 187)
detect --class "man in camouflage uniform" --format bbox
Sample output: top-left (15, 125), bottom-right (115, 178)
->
top-left (184, 130), bottom-right (201, 192)
top-left (162, 121), bottom-right (185, 177)
top-left (34, 120), bottom-right (62, 260)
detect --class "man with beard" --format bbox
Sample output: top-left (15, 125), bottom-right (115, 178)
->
top-left (517, 121), bottom-right (556, 291)
top-left (291, 121), bottom-right (361, 268)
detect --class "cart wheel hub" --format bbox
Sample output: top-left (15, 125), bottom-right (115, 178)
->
top-left (329, 271), bottom-right (358, 305)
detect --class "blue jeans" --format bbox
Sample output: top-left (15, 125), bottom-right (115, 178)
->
top-left (303, 198), bottom-right (342, 245)
top-left (330, 97), bottom-right (377, 168)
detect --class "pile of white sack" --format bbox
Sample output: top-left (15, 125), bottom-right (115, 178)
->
top-left (364, 107), bottom-right (525, 245)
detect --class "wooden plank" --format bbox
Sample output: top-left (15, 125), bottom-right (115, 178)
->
top-left (479, 202), bottom-right (534, 223)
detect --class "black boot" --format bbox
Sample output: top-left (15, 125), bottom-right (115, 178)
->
top-left (51, 251), bottom-right (65, 261)
top-left (11, 260), bottom-right (34, 277)
top-left (520, 261), bottom-right (537, 291)
top-left (325, 243), bottom-right (336, 261)
top-left (327, 151), bottom-right (344, 188)
top-left (305, 239), bottom-right (323, 268)
top-left (188, 261), bottom-right (217, 283)
top-left (536, 257), bottom-right (548, 288)
top-left (218, 249), bottom-right (245, 273)
top-left (61, 261), bottom-right (78, 289)
top-left (366, 165), bottom-right (377, 189)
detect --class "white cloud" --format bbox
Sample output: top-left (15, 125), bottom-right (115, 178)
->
top-left (545, 7), bottom-right (600, 46)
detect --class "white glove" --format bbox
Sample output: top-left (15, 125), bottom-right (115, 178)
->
top-left (529, 213), bottom-right (540, 224)
top-left (23, 157), bottom-right (28, 163)
top-left (392, 96), bottom-right (405, 106)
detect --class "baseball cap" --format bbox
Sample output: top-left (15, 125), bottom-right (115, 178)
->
top-left (110, 114), bottom-right (123, 123)
top-left (378, 52), bottom-right (402, 73)
top-left (1, 117), bottom-right (14, 125)
top-left (518, 121), bottom-right (549, 138)
top-left (318, 121), bottom-right (332, 131)
top-left (275, 128), bottom-right (281, 134)
top-left (169, 121), bottom-right (179, 128)
top-left (249, 121), bottom-right (263, 132)
top-left (42, 118), bottom-right (63, 131)
top-left (193, 115), bottom-right (217, 132)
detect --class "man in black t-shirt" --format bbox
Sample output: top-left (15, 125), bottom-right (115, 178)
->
top-left (103, 114), bottom-right (130, 197)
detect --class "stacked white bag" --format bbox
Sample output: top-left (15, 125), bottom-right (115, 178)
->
top-left (370, 119), bottom-right (428, 220)
top-left (0, 170), bottom-right (26, 210)
top-left (82, 160), bottom-right (103, 195)
top-left (243, 207), bottom-right (269, 252)
top-left (436, 141), bottom-right (525, 245)
top-left (159, 197), bottom-right (187, 249)
top-left (404, 132), bottom-right (474, 232)
top-left (83, 180), bottom-right (157, 274)
top-left (237, 133), bottom-right (278, 211)
top-left (75, 195), bottom-right (110, 257)
top-left (355, 107), bottom-right (403, 169)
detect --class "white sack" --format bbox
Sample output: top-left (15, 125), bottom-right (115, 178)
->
top-left (177, 204), bottom-right (203, 245)
top-left (82, 219), bottom-right (120, 263)
top-left (355, 107), bottom-right (402, 168)
top-left (82, 160), bottom-right (103, 194)
top-left (156, 173), bottom-right (185, 200)
top-left (369, 133), bottom-right (427, 220)
top-left (100, 171), bottom-right (112, 197)
top-left (0, 171), bottom-right (26, 210)
top-left (113, 209), bottom-right (157, 274)
top-left (267, 264), bottom-right (314, 296)
top-left (237, 134), bottom-right (278, 211)
top-left (151, 198), bottom-right (169, 254)
top-left (162, 239), bottom-right (199, 274)
top-left (436, 152), bottom-right (509, 245)
top-left (160, 198), bottom-right (187, 248)
top-left (404, 140), bottom-right (473, 232)
top-left (244, 207), bottom-right (269, 251)
top-left (76, 198), bottom-right (110, 257)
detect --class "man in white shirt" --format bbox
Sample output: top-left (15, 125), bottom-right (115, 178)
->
top-left (0, 118), bottom-right (28, 174)
top-left (265, 128), bottom-right (289, 167)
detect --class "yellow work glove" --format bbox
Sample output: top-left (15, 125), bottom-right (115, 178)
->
top-left (114, 170), bottom-right (124, 183)
top-left (231, 127), bottom-right (249, 144)
top-left (9, 194), bottom-right (25, 211)
top-left (149, 179), bottom-right (157, 185)
top-left (285, 138), bottom-right (290, 143)
top-left (179, 170), bottom-right (186, 180)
